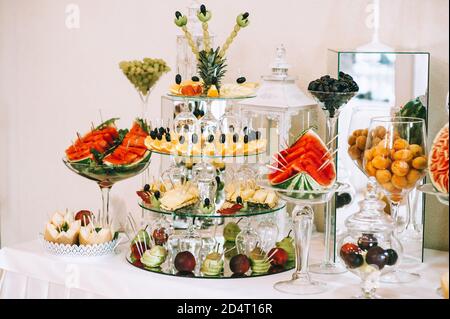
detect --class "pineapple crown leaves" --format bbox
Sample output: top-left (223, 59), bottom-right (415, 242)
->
top-left (198, 47), bottom-right (227, 89)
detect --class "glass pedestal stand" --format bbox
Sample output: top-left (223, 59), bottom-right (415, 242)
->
top-left (258, 180), bottom-right (348, 295)
top-left (274, 205), bottom-right (326, 295)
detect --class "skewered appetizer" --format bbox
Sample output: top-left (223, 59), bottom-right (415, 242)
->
top-left (201, 251), bottom-right (224, 276)
top-left (141, 246), bottom-right (168, 269)
top-left (144, 127), bottom-right (266, 157)
top-left (44, 212), bottom-right (81, 245)
top-left (172, 5), bottom-right (254, 98)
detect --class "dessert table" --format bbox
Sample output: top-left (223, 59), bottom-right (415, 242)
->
top-left (0, 237), bottom-right (446, 299)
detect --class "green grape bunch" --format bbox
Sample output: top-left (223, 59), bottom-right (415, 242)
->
top-left (119, 58), bottom-right (171, 96)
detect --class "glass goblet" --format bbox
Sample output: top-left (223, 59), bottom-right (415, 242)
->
top-left (363, 116), bottom-right (428, 283)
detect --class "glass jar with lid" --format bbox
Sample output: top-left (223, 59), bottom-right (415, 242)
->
top-left (338, 177), bottom-right (402, 299)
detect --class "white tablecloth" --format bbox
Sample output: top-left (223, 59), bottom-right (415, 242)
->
top-left (0, 239), bottom-right (447, 299)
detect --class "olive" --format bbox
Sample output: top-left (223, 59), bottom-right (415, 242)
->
top-left (165, 133), bottom-right (171, 142)
top-left (242, 12), bottom-right (249, 19)
top-left (143, 184), bottom-right (151, 192)
top-left (175, 74), bottom-right (182, 85)
top-left (255, 131), bottom-right (261, 140)
top-left (220, 134), bottom-right (226, 144)
top-left (175, 11), bottom-right (182, 19)
top-left (236, 196), bottom-right (243, 205)
top-left (244, 135), bottom-right (249, 144)
top-left (150, 131), bottom-right (157, 139)
top-left (208, 134), bottom-right (214, 143)
top-left (236, 77), bottom-right (246, 84)
top-left (232, 133), bottom-right (239, 143)
top-left (200, 4), bottom-right (206, 14)
top-left (192, 133), bottom-right (199, 144)
top-left (154, 191), bottom-right (161, 200)
top-left (156, 133), bottom-right (163, 141)
top-left (192, 76), bottom-right (200, 82)
top-left (204, 198), bottom-right (210, 207)
top-left (179, 135), bottom-right (185, 144)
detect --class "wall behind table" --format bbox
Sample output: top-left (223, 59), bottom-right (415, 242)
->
top-left (0, 0), bottom-right (448, 250)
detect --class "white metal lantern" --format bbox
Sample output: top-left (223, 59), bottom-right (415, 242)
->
top-left (238, 44), bottom-right (318, 155)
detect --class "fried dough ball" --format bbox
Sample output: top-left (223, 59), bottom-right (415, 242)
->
top-left (391, 160), bottom-right (409, 177)
top-left (376, 169), bottom-right (392, 184)
top-left (372, 155), bottom-right (391, 170)
top-left (412, 156), bottom-right (427, 170)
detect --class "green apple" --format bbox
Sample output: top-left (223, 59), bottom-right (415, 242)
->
top-left (223, 222), bottom-right (241, 242)
top-left (131, 229), bottom-right (151, 247)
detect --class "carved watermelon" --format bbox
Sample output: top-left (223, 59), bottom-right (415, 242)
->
top-left (429, 123), bottom-right (449, 194)
top-left (269, 128), bottom-right (336, 193)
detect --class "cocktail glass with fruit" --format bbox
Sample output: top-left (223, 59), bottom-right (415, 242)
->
top-left (363, 116), bottom-right (427, 283)
top-left (307, 72), bottom-right (359, 275)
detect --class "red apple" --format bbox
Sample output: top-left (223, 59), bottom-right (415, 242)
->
top-left (229, 254), bottom-right (251, 274)
top-left (174, 251), bottom-right (196, 272)
top-left (268, 247), bottom-right (289, 266)
top-left (75, 210), bottom-right (93, 226)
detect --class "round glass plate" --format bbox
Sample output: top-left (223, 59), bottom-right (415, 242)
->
top-left (167, 93), bottom-right (256, 102)
top-left (139, 201), bottom-right (286, 219)
top-left (126, 236), bottom-right (294, 279)
top-left (417, 184), bottom-right (449, 206)
top-left (257, 179), bottom-right (349, 205)
top-left (151, 149), bottom-right (267, 159)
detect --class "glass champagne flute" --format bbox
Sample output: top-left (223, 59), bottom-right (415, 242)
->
top-left (363, 116), bottom-right (427, 283)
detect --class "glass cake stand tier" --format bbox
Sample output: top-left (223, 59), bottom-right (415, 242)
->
top-left (139, 201), bottom-right (286, 219)
top-left (127, 234), bottom-right (294, 279)
top-left (417, 184), bottom-right (449, 206)
top-left (151, 149), bottom-right (267, 160)
top-left (167, 94), bottom-right (256, 102)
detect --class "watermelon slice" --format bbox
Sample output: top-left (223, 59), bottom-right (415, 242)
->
top-left (429, 123), bottom-right (449, 194)
top-left (269, 128), bottom-right (336, 192)
top-left (65, 119), bottom-right (119, 164)
top-left (103, 120), bottom-right (151, 167)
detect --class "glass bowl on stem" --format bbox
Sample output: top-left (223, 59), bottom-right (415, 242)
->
top-left (63, 157), bottom-right (151, 226)
top-left (362, 116), bottom-right (428, 283)
top-left (308, 90), bottom-right (357, 275)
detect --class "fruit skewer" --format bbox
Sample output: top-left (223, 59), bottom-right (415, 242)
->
top-left (174, 11), bottom-right (199, 58)
top-left (197, 4), bottom-right (212, 52)
top-left (219, 12), bottom-right (250, 58)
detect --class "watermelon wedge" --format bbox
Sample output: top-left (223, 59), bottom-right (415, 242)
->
top-left (269, 128), bottom-right (336, 192)
top-left (103, 120), bottom-right (151, 167)
top-left (65, 119), bottom-right (119, 164)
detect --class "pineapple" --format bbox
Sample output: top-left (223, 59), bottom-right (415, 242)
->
top-left (197, 47), bottom-right (227, 94)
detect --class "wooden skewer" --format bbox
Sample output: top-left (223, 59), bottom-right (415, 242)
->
top-left (272, 155), bottom-right (287, 169)
top-left (326, 134), bottom-right (339, 147)
top-left (317, 149), bottom-right (338, 172)
top-left (320, 147), bottom-right (339, 161)
top-left (266, 164), bottom-right (285, 173)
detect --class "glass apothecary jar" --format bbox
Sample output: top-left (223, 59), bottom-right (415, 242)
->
top-left (338, 177), bottom-right (402, 299)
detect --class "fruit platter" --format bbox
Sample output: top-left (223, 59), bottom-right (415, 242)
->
top-left (126, 224), bottom-right (295, 279)
top-left (170, 5), bottom-right (258, 100)
top-left (64, 118), bottom-right (151, 186)
top-left (41, 210), bottom-right (120, 257)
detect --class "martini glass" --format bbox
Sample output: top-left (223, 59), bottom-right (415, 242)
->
top-left (63, 158), bottom-right (151, 226)
top-left (308, 90), bottom-right (356, 274)
top-left (363, 116), bottom-right (427, 283)
top-left (258, 179), bottom-right (348, 295)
